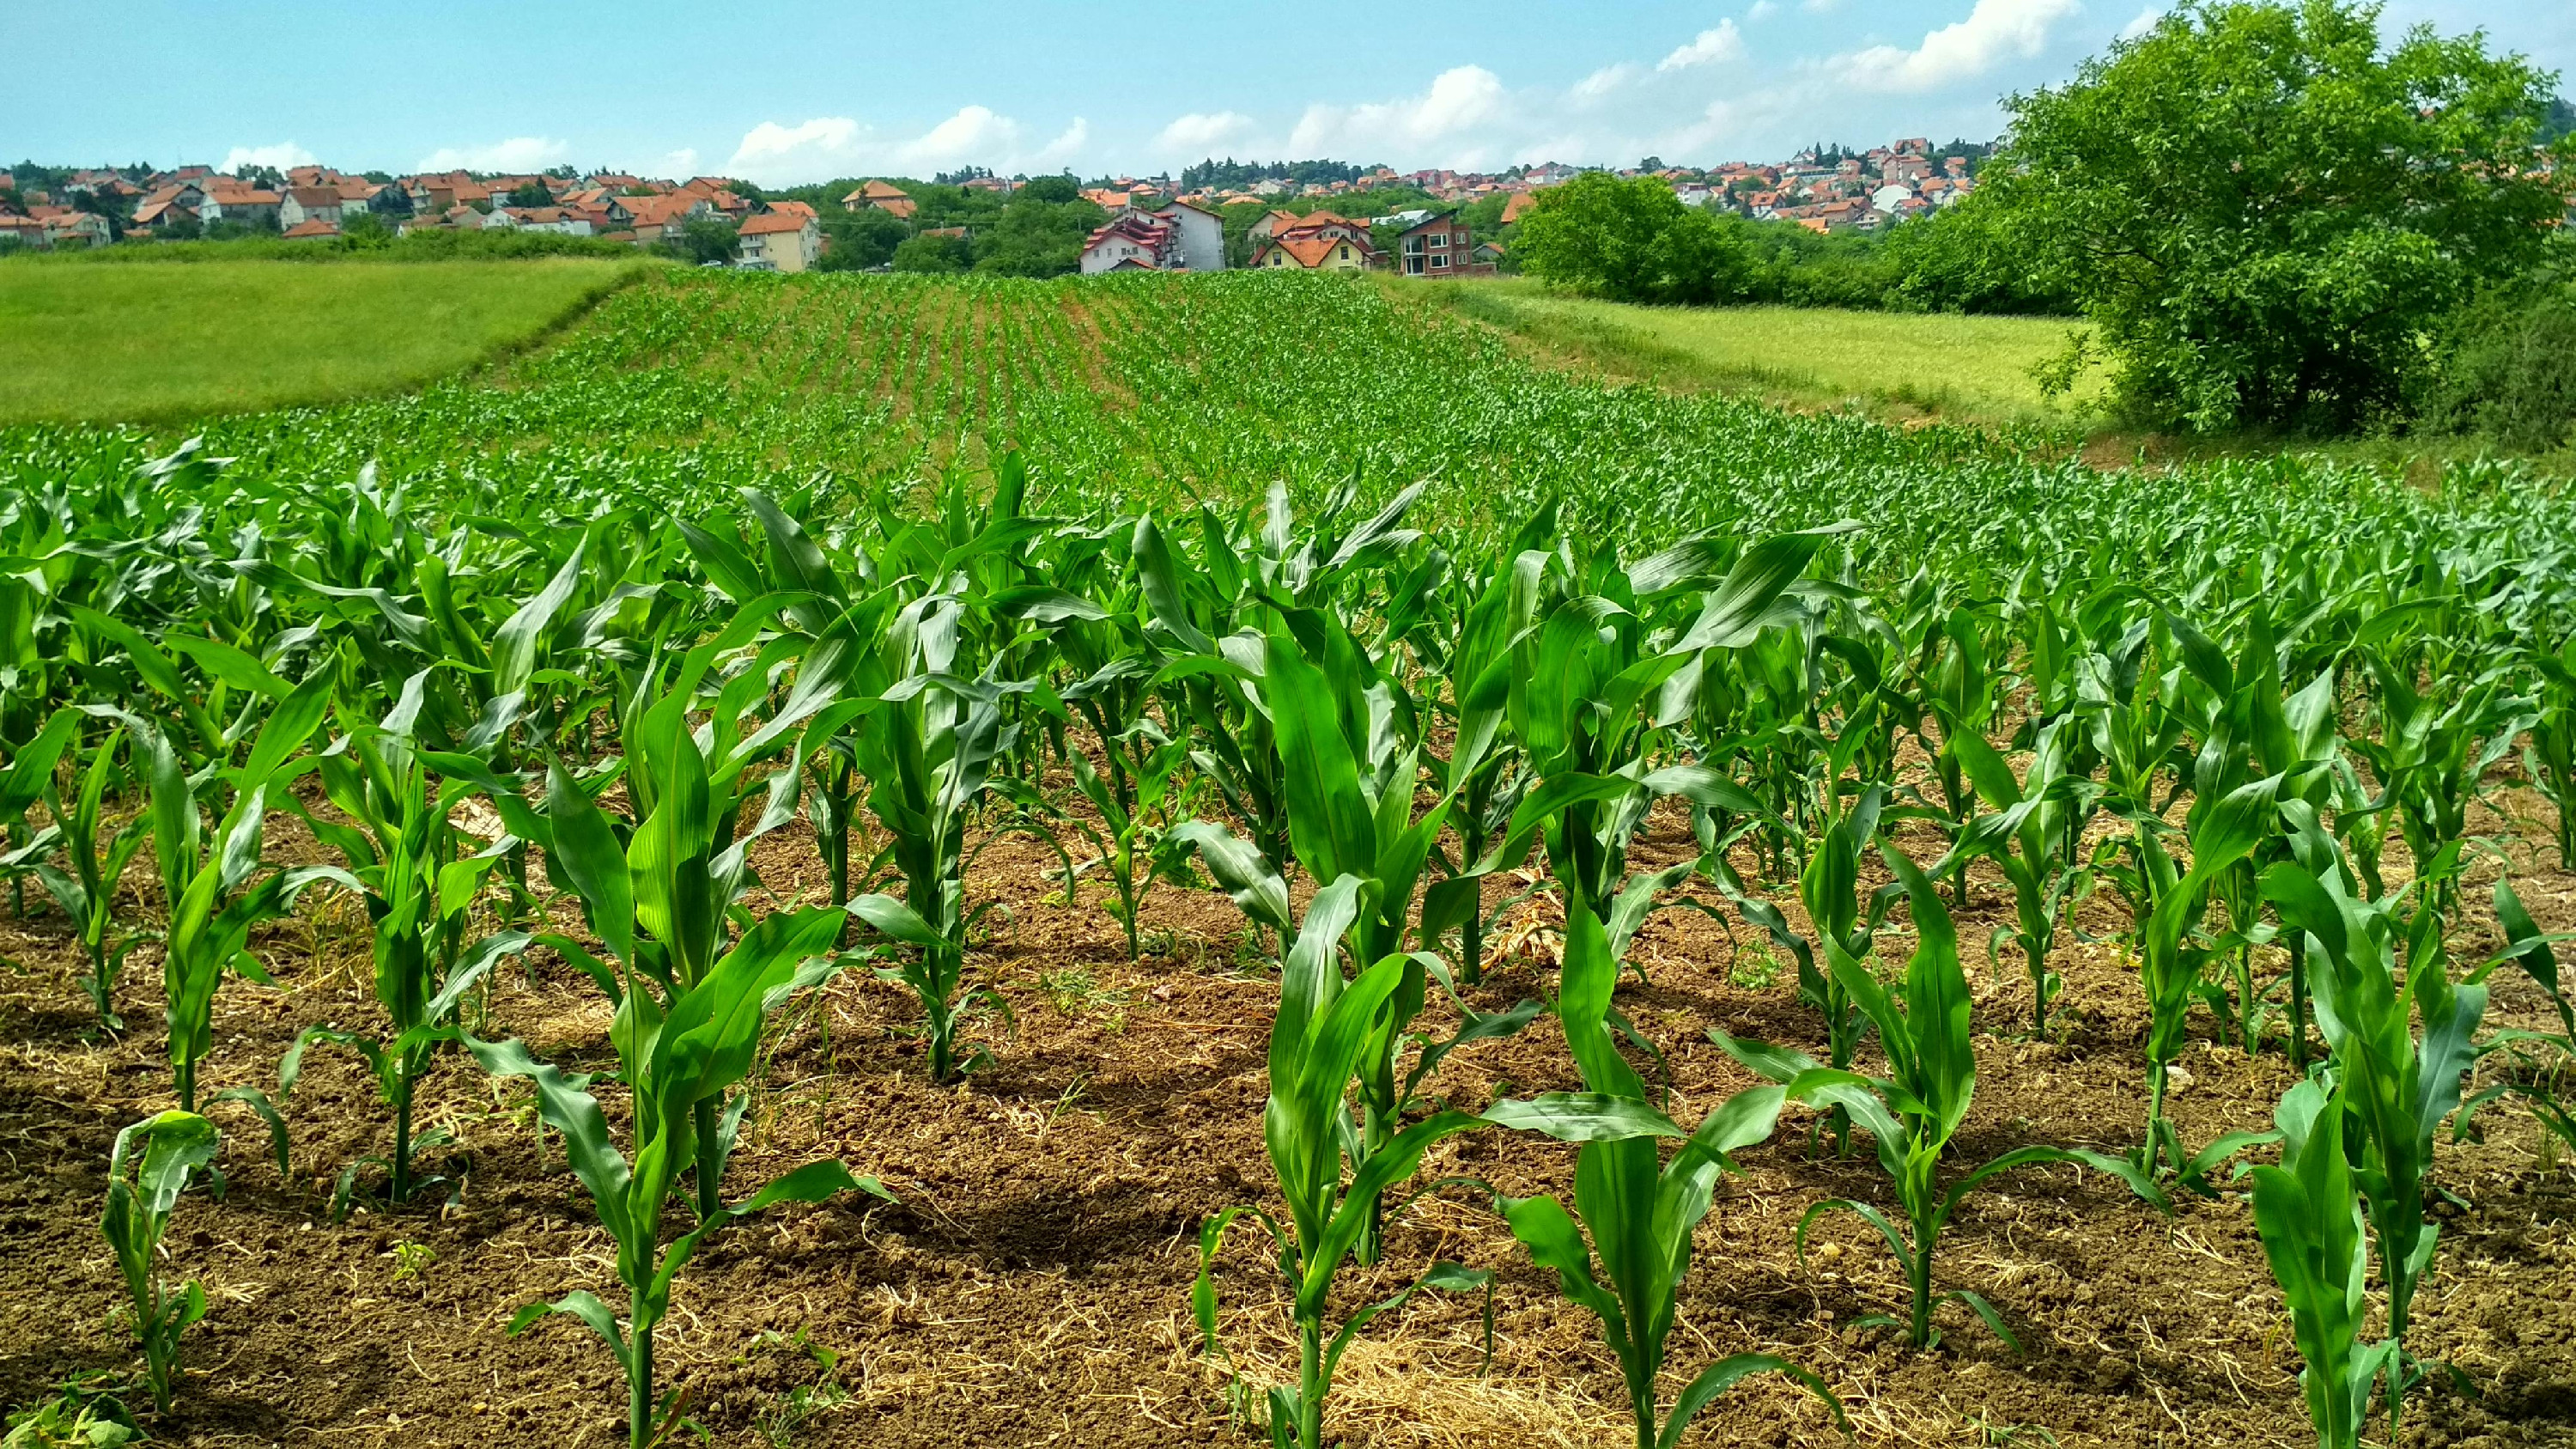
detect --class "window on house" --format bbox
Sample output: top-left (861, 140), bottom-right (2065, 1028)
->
top-left (1431, 254), bottom-right (1448, 269)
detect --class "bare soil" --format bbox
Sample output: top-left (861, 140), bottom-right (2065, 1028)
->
top-left (3, 791), bottom-right (2573, 1449)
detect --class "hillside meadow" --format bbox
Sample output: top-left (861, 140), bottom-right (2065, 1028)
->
top-left (1413, 276), bottom-right (2105, 429)
top-left (0, 257), bottom-right (649, 425)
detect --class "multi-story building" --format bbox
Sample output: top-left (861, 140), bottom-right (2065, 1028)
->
top-left (1394, 211), bottom-right (1483, 277)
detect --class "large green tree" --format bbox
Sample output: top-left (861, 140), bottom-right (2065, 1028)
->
top-left (973, 193), bottom-right (1109, 277)
top-left (816, 207), bottom-right (908, 271)
top-left (1515, 173), bottom-right (1753, 307)
top-left (1976, 0), bottom-right (2561, 432)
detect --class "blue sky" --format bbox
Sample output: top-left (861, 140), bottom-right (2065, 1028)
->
top-left (5, 2), bottom-right (2565, 184)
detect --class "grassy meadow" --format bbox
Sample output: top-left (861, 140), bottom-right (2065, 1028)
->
top-left (1417, 276), bottom-right (2105, 428)
top-left (0, 257), bottom-right (647, 425)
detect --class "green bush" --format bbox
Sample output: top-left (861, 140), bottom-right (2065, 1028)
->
top-left (2421, 254), bottom-right (2576, 450)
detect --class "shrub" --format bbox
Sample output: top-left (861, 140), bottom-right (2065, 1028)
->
top-left (2419, 253), bottom-right (2576, 451)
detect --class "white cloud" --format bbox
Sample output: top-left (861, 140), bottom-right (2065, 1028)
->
top-left (221, 142), bottom-right (315, 173)
top-left (1660, 21), bottom-right (1746, 70)
top-left (732, 118), bottom-right (860, 167)
top-left (1842, 0), bottom-right (2081, 92)
top-left (660, 147), bottom-right (700, 177)
top-left (1571, 63), bottom-right (1640, 103)
top-left (724, 106), bottom-right (1088, 186)
top-left (2119, 6), bottom-right (2164, 40)
top-left (1747, 0), bottom-right (1780, 18)
top-left (416, 137), bottom-right (572, 173)
top-left (1030, 119), bottom-right (1090, 170)
top-left (1288, 65), bottom-right (1510, 161)
top-left (1156, 111), bottom-right (1256, 156)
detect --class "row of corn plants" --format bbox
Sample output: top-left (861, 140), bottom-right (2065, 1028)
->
top-left (2, 271), bottom-right (2572, 1446)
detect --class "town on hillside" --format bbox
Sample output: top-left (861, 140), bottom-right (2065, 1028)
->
top-left (0, 137), bottom-right (1990, 275)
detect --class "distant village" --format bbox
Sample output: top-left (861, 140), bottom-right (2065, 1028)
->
top-left (0, 136), bottom-right (1986, 276)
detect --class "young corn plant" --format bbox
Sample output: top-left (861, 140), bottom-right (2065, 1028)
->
top-left (507, 642), bottom-right (842, 1215)
top-left (1173, 605), bottom-right (1536, 1264)
top-left (2351, 651), bottom-right (2516, 916)
top-left (2525, 641), bottom-right (2576, 871)
top-left (1194, 876), bottom-right (1625, 1449)
top-left (144, 676), bottom-right (335, 1112)
top-left (1716, 850), bottom-right (2166, 1349)
top-left (2262, 830), bottom-right (2487, 1434)
top-left (1923, 604), bottom-right (2003, 870)
top-left (1059, 734), bottom-right (1191, 962)
top-left (2249, 1080), bottom-right (2397, 1449)
top-left (0, 706), bottom-right (78, 919)
top-left (1141, 481), bottom-right (1431, 889)
top-left (471, 907), bottom-right (888, 1449)
top-left (279, 672), bottom-right (533, 1205)
top-left (1710, 784), bottom-right (1901, 1151)
top-left (32, 726), bottom-right (152, 1031)
top-left (842, 592), bottom-right (1033, 1084)
top-left (2134, 776), bottom-right (2283, 1182)
top-left (1493, 892), bottom-right (1846, 1449)
top-left (2461, 878), bottom-right (2575, 1159)
top-left (1940, 718), bottom-right (2099, 1034)
top-left (101, 1111), bottom-right (219, 1414)
top-left (1418, 509), bottom-right (1558, 983)
top-left (1433, 527), bottom-right (1851, 969)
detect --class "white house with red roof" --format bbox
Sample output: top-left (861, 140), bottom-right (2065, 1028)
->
top-left (1079, 211), bottom-right (1182, 272)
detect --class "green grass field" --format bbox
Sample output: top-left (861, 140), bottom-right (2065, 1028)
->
top-left (0, 259), bottom-right (648, 425)
top-left (1418, 277), bottom-right (2105, 429)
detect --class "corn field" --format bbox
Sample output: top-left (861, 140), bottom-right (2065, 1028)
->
top-left (3, 271), bottom-right (2573, 1449)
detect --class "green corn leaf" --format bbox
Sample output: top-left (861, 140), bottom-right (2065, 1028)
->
top-left (465, 1036), bottom-right (634, 1245)
top-left (1168, 819), bottom-right (1293, 934)
top-left (544, 760), bottom-right (635, 970)
top-left (1657, 1354), bottom-right (1848, 1449)
top-left (1482, 1093), bottom-right (1689, 1142)
top-left (507, 1290), bottom-right (629, 1360)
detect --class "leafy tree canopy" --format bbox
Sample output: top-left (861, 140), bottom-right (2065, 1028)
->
top-left (890, 232), bottom-right (971, 274)
top-left (659, 216), bottom-right (739, 266)
top-left (1972, 0), bottom-right (2562, 432)
top-left (1514, 172), bottom-right (1754, 306)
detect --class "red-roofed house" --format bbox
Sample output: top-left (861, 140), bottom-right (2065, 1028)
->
top-left (132, 183), bottom-right (203, 228)
top-left (282, 218), bottom-right (340, 239)
top-left (841, 180), bottom-right (916, 219)
top-left (200, 186), bottom-right (282, 226)
top-left (621, 192), bottom-right (713, 245)
top-left (36, 210), bottom-right (111, 247)
top-left (1394, 211), bottom-right (1487, 277)
top-left (1078, 211), bottom-right (1182, 272)
top-left (279, 186), bottom-right (344, 229)
top-left (487, 206), bottom-right (594, 236)
top-left (737, 210), bottom-right (821, 271)
top-left (1250, 227), bottom-right (1377, 271)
